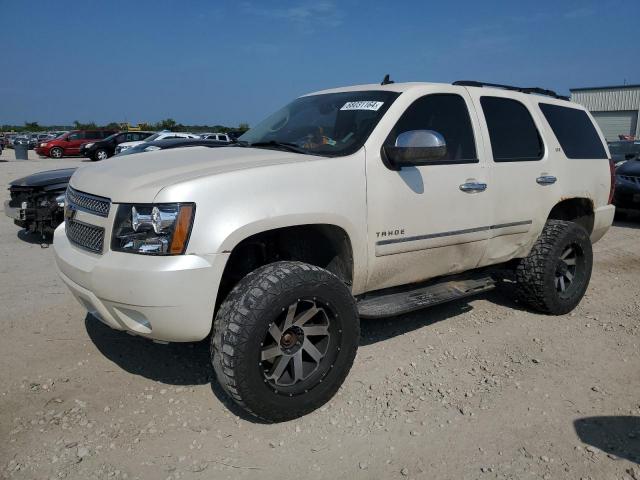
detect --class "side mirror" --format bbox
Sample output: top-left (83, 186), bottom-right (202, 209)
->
top-left (383, 130), bottom-right (447, 168)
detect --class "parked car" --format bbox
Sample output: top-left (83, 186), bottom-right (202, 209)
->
top-left (27, 134), bottom-right (42, 149)
top-left (80, 131), bottom-right (154, 161)
top-left (53, 80), bottom-right (615, 422)
top-left (115, 137), bottom-right (229, 156)
top-left (4, 168), bottom-right (76, 238)
top-left (200, 132), bottom-right (232, 142)
top-left (12, 136), bottom-right (30, 148)
top-left (4, 134), bottom-right (17, 148)
top-left (614, 158), bottom-right (640, 211)
top-left (115, 131), bottom-right (199, 154)
top-left (36, 130), bottom-right (117, 158)
top-left (609, 140), bottom-right (640, 167)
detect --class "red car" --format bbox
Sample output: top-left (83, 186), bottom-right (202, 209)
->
top-left (36, 130), bottom-right (117, 158)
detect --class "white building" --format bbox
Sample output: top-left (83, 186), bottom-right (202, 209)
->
top-left (570, 84), bottom-right (640, 142)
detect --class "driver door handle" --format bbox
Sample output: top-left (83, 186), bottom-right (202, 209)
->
top-left (536, 175), bottom-right (557, 185)
top-left (459, 182), bottom-right (487, 193)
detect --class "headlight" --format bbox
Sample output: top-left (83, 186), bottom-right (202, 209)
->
top-left (84, 143), bottom-right (94, 149)
top-left (40, 143), bottom-right (48, 147)
top-left (111, 203), bottom-right (195, 255)
top-left (55, 194), bottom-right (65, 207)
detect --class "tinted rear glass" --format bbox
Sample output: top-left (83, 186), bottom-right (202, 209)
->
top-left (539, 103), bottom-right (607, 159)
top-left (480, 96), bottom-right (544, 162)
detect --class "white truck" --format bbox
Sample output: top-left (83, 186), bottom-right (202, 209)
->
top-left (53, 79), bottom-right (615, 422)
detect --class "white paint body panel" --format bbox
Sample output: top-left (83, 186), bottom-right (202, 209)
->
top-left (54, 82), bottom-right (615, 342)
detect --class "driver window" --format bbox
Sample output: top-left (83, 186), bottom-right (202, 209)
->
top-left (386, 94), bottom-right (477, 163)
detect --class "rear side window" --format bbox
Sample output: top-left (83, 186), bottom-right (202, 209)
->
top-left (386, 93), bottom-right (477, 163)
top-left (480, 97), bottom-right (544, 162)
top-left (68, 132), bottom-right (85, 140)
top-left (538, 103), bottom-right (607, 159)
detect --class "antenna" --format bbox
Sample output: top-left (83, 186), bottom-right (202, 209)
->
top-left (381, 74), bottom-right (394, 85)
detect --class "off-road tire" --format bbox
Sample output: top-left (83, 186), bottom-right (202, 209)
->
top-left (211, 261), bottom-right (359, 422)
top-left (50, 147), bottom-right (63, 159)
top-left (515, 220), bottom-right (593, 315)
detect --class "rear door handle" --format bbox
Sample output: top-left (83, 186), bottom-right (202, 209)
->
top-left (459, 182), bottom-right (488, 193)
top-left (536, 175), bottom-right (557, 185)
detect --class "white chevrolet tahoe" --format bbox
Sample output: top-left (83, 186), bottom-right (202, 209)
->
top-left (53, 79), bottom-right (615, 422)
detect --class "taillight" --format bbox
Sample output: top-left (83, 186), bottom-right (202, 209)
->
top-left (608, 159), bottom-right (615, 205)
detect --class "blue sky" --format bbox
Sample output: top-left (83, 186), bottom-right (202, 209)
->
top-left (2, 0), bottom-right (638, 126)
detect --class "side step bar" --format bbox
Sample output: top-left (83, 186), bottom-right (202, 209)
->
top-left (357, 275), bottom-right (495, 319)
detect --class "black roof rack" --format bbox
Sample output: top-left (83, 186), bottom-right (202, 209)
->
top-left (453, 80), bottom-right (570, 101)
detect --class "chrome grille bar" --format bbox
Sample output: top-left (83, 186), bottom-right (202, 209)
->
top-left (66, 186), bottom-right (110, 217)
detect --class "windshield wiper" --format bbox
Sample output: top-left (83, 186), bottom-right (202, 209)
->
top-left (248, 141), bottom-right (309, 155)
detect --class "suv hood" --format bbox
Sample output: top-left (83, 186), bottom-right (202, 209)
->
top-left (10, 168), bottom-right (76, 188)
top-left (70, 146), bottom-right (311, 202)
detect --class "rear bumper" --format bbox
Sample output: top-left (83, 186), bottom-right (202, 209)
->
top-left (591, 204), bottom-right (616, 243)
top-left (53, 224), bottom-right (229, 342)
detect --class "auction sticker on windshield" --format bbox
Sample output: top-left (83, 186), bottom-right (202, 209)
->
top-left (340, 101), bottom-right (384, 111)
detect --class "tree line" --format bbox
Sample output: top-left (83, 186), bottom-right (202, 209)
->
top-left (2, 119), bottom-right (250, 133)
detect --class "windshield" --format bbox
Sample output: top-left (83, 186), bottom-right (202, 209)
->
top-left (143, 133), bottom-right (163, 142)
top-left (103, 132), bottom-right (120, 142)
top-left (239, 90), bottom-right (400, 157)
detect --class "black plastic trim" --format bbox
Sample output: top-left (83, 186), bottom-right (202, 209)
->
top-left (376, 220), bottom-right (533, 246)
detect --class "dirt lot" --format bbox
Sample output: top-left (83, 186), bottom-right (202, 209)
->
top-left (1, 151), bottom-right (639, 480)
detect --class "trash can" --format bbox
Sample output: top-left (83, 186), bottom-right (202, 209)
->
top-left (14, 142), bottom-right (28, 160)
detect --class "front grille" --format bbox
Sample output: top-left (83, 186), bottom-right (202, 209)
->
top-left (66, 219), bottom-right (105, 253)
top-left (619, 175), bottom-right (640, 186)
top-left (66, 186), bottom-right (110, 217)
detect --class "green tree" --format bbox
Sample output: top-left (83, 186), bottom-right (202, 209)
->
top-left (238, 122), bottom-right (250, 131)
top-left (24, 121), bottom-right (42, 131)
top-left (156, 118), bottom-right (177, 131)
top-left (72, 120), bottom-right (98, 130)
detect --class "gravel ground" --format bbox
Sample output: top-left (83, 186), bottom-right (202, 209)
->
top-left (1, 151), bottom-right (639, 480)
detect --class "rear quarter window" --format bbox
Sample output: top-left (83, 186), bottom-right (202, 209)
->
top-left (538, 103), bottom-right (607, 159)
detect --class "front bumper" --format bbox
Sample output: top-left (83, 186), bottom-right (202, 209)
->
top-left (79, 146), bottom-right (94, 157)
top-left (4, 200), bottom-right (24, 220)
top-left (53, 224), bottom-right (229, 342)
top-left (35, 146), bottom-right (50, 156)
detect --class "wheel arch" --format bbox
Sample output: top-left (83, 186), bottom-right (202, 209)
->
top-left (547, 197), bottom-right (595, 234)
top-left (216, 222), bottom-right (356, 308)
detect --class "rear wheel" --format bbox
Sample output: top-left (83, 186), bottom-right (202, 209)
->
top-left (50, 147), bottom-right (63, 159)
top-left (515, 220), bottom-right (592, 314)
top-left (211, 261), bottom-right (359, 422)
top-left (93, 149), bottom-right (108, 161)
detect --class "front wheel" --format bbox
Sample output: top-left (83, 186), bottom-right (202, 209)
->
top-left (211, 261), bottom-right (359, 422)
top-left (50, 147), bottom-right (63, 159)
top-left (515, 220), bottom-right (593, 315)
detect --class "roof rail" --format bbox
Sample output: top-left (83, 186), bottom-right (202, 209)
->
top-left (452, 80), bottom-right (570, 101)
